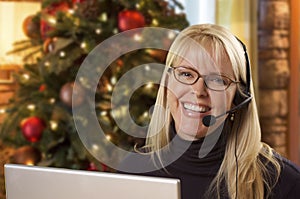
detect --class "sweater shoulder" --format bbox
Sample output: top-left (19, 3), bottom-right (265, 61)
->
top-left (271, 154), bottom-right (300, 198)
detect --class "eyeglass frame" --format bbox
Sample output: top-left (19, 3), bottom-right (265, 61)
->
top-left (168, 66), bottom-right (240, 91)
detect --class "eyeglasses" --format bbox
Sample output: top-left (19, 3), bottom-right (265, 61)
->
top-left (169, 66), bottom-right (239, 91)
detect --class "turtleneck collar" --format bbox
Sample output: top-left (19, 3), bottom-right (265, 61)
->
top-left (162, 121), bottom-right (229, 176)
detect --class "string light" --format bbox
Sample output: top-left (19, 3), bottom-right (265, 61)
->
top-left (80, 42), bottom-right (87, 49)
top-left (48, 17), bottom-right (57, 25)
top-left (143, 111), bottom-right (149, 118)
top-left (134, 34), bottom-right (142, 41)
top-left (49, 120), bottom-right (58, 130)
top-left (27, 104), bottom-right (36, 111)
top-left (145, 82), bottom-right (153, 89)
top-left (152, 19), bottom-right (159, 26)
top-left (144, 65), bottom-right (150, 71)
top-left (113, 28), bottom-right (118, 34)
top-left (105, 134), bottom-right (112, 141)
top-left (100, 13), bottom-right (107, 22)
top-left (25, 160), bottom-right (34, 166)
top-left (44, 61), bottom-right (51, 67)
top-left (168, 31), bottom-right (176, 39)
top-left (22, 74), bottom-right (30, 80)
top-left (100, 111), bottom-right (107, 116)
top-left (110, 76), bottom-right (117, 85)
top-left (49, 98), bottom-right (56, 104)
top-left (92, 144), bottom-right (99, 151)
top-left (59, 51), bottom-right (66, 58)
top-left (107, 83), bottom-right (113, 92)
top-left (68, 9), bottom-right (75, 15)
top-left (95, 28), bottom-right (102, 35)
top-left (0, 108), bottom-right (6, 114)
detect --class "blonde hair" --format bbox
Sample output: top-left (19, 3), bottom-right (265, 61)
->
top-left (145, 24), bottom-right (281, 199)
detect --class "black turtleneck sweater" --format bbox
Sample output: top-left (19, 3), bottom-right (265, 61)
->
top-left (118, 124), bottom-right (300, 199)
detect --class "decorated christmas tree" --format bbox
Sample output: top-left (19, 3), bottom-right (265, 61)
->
top-left (0, 0), bottom-right (188, 171)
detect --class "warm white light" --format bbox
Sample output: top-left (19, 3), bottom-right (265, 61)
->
top-left (22, 74), bottom-right (30, 80)
top-left (0, 109), bottom-right (6, 114)
top-left (95, 28), bottom-right (102, 34)
top-left (49, 98), bottom-right (56, 104)
top-left (59, 51), bottom-right (66, 58)
top-left (25, 160), bottom-right (34, 166)
top-left (101, 111), bottom-right (107, 116)
top-left (110, 76), bottom-right (117, 85)
top-left (113, 28), bottom-right (118, 34)
top-left (80, 42), bottom-right (87, 49)
top-left (50, 120), bottom-right (58, 130)
top-left (44, 61), bottom-right (51, 67)
top-left (145, 82), bottom-right (153, 89)
top-left (134, 34), bottom-right (142, 41)
top-left (107, 83), bottom-right (113, 92)
top-left (144, 65), bottom-right (150, 71)
top-left (100, 13), bottom-right (107, 22)
top-left (68, 9), bottom-right (75, 14)
top-left (143, 111), bottom-right (149, 118)
top-left (27, 104), bottom-right (36, 111)
top-left (92, 144), bottom-right (99, 151)
top-left (168, 31), bottom-right (176, 39)
top-left (106, 135), bottom-right (112, 141)
top-left (48, 17), bottom-right (57, 25)
top-left (152, 19), bottom-right (159, 26)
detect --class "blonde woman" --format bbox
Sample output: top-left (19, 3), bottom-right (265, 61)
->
top-left (118, 24), bottom-right (300, 199)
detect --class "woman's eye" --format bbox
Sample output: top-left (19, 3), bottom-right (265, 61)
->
top-left (208, 76), bottom-right (227, 85)
top-left (179, 72), bottom-right (193, 78)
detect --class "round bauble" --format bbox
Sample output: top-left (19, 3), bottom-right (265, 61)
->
top-left (60, 82), bottom-right (85, 107)
top-left (22, 15), bottom-right (40, 39)
top-left (21, 116), bottom-right (46, 143)
top-left (118, 10), bottom-right (146, 32)
top-left (10, 146), bottom-right (42, 165)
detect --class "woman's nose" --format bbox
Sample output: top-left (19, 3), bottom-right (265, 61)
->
top-left (191, 77), bottom-right (208, 97)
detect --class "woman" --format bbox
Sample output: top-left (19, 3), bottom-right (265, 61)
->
top-left (118, 24), bottom-right (300, 199)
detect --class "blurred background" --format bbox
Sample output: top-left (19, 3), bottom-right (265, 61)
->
top-left (0, 0), bottom-right (299, 198)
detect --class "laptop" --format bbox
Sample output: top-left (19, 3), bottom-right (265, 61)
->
top-left (4, 164), bottom-right (181, 199)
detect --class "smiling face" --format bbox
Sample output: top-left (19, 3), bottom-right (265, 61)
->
top-left (166, 42), bottom-right (237, 140)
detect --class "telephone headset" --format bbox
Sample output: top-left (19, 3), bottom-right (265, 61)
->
top-left (202, 37), bottom-right (252, 199)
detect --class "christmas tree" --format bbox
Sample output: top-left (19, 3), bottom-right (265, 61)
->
top-left (0, 0), bottom-right (188, 171)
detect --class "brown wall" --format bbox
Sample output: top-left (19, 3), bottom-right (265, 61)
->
top-left (258, 0), bottom-right (290, 157)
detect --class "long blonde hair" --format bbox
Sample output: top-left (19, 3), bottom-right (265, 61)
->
top-left (145, 24), bottom-right (281, 199)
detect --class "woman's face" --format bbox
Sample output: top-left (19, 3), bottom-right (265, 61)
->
top-left (167, 46), bottom-right (237, 140)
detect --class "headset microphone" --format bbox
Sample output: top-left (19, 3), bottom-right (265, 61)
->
top-left (202, 95), bottom-right (253, 127)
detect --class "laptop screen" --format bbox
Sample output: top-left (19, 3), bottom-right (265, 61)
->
top-left (5, 164), bottom-right (181, 199)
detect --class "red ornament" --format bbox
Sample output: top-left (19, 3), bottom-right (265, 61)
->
top-left (118, 10), bottom-right (146, 32)
top-left (44, 2), bottom-right (70, 16)
top-left (72, 0), bottom-right (86, 4)
top-left (22, 15), bottom-right (40, 39)
top-left (87, 162), bottom-right (98, 171)
top-left (40, 2), bottom-right (70, 39)
top-left (39, 84), bottom-right (46, 92)
top-left (40, 19), bottom-right (53, 40)
top-left (21, 116), bottom-right (46, 143)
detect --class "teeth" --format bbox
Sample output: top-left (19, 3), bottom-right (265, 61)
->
top-left (183, 103), bottom-right (209, 113)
